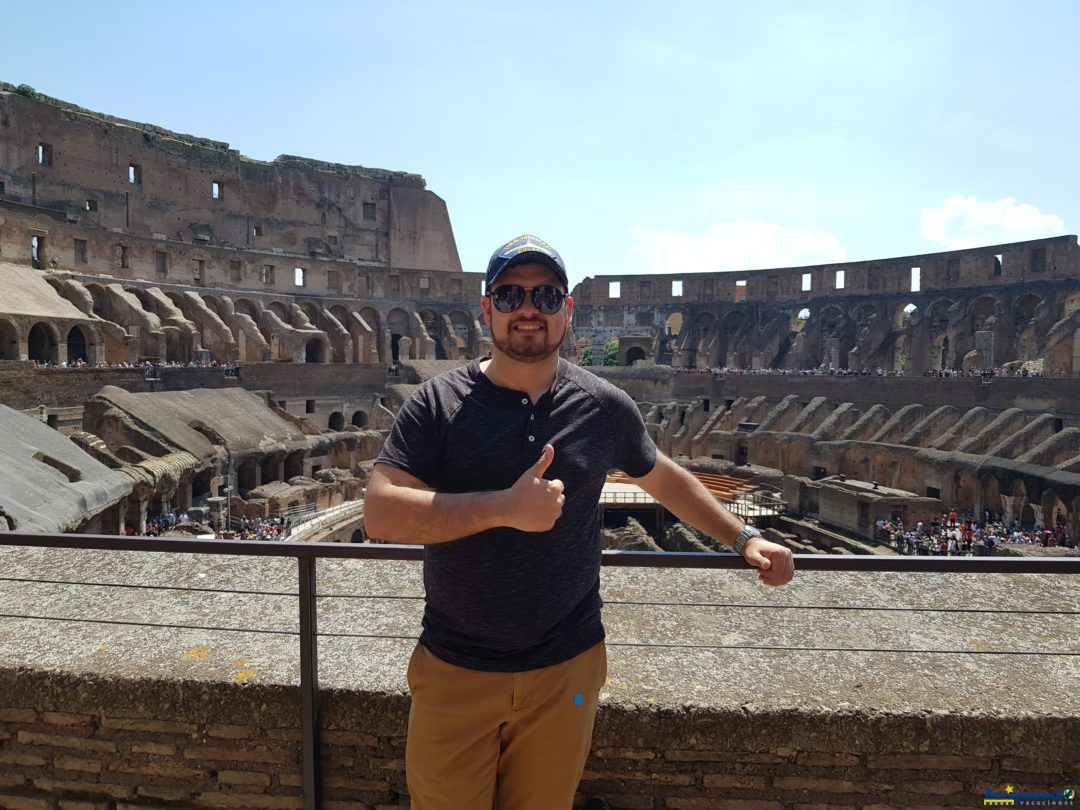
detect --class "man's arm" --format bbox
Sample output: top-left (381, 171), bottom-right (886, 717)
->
top-left (364, 444), bottom-right (565, 544)
top-left (630, 453), bottom-right (795, 586)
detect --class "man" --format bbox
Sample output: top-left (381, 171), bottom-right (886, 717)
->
top-left (364, 235), bottom-right (795, 810)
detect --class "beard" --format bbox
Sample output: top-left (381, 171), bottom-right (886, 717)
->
top-left (491, 317), bottom-right (564, 363)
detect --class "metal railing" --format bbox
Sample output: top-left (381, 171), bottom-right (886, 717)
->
top-left (286, 501), bottom-right (365, 542)
top-left (0, 531), bottom-right (1077, 809)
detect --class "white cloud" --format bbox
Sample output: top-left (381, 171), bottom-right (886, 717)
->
top-left (627, 221), bottom-right (847, 274)
top-left (919, 195), bottom-right (1065, 250)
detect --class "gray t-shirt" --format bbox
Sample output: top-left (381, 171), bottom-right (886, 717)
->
top-left (375, 357), bottom-right (657, 672)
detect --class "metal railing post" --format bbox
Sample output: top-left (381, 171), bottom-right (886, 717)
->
top-left (298, 555), bottom-right (320, 809)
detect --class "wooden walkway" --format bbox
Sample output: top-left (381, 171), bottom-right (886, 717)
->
top-left (606, 470), bottom-right (758, 502)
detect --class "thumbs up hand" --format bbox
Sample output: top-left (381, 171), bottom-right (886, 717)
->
top-left (505, 444), bottom-right (565, 532)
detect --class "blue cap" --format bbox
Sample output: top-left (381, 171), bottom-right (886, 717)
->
top-left (485, 235), bottom-right (568, 291)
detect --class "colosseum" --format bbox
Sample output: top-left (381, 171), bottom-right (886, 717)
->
top-left (0, 82), bottom-right (1076, 807)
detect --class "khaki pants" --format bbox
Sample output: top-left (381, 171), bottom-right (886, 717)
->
top-left (405, 640), bottom-right (607, 810)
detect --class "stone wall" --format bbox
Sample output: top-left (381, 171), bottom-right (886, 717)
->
top-left (0, 671), bottom-right (1072, 809)
top-left (571, 239), bottom-right (1080, 374)
top-left (573, 236), bottom-right (1080, 306)
top-left (0, 83), bottom-right (461, 273)
top-left (0, 362), bottom-right (149, 410)
top-left (1, 546), bottom-right (1075, 808)
top-left (0, 201), bottom-right (481, 303)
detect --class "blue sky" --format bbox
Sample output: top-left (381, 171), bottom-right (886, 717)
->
top-left (3, 0), bottom-right (1077, 289)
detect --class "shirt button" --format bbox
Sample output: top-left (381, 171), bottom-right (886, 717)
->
top-left (529, 414), bottom-right (535, 420)
top-left (528, 435), bottom-right (535, 442)
top-left (521, 398), bottom-right (529, 405)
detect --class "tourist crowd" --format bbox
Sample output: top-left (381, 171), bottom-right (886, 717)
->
top-left (30, 358), bottom-right (235, 371)
top-left (124, 509), bottom-right (195, 537)
top-left (225, 515), bottom-right (288, 542)
top-left (876, 511), bottom-right (1076, 556)
top-left (674, 365), bottom-right (1061, 378)
top-left (120, 509), bottom-right (289, 541)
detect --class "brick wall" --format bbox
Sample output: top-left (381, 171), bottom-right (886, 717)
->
top-left (237, 363), bottom-right (390, 399)
top-left (0, 670), bottom-right (1073, 809)
top-left (0, 363), bottom-right (149, 410)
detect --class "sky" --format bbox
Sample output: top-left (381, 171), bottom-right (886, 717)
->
top-left (3, 0), bottom-right (1078, 290)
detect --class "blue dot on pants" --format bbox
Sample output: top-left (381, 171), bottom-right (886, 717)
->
top-left (573, 694), bottom-right (583, 706)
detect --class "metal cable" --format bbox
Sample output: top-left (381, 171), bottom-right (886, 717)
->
top-left (3, 613), bottom-right (1072, 657)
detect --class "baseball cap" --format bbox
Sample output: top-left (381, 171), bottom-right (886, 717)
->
top-left (485, 235), bottom-right (568, 291)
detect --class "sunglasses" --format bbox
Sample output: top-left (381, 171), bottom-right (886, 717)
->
top-left (487, 284), bottom-right (566, 315)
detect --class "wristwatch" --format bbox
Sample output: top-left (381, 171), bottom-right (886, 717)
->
top-left (731, 524), bottom-right (761, 555)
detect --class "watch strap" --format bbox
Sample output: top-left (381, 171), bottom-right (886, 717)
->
top-left (732, 524), bottom-right (761, 555)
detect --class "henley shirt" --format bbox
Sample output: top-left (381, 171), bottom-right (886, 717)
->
top-left (375, 357), bottom-right (657, 672)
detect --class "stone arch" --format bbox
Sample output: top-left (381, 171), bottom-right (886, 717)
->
top-left (1014, 292), bottom-right (1042, 327)
top-left (0, 318), bottom-right (20, 360)
top-left (330, 305), bottom-right (351, 325)
top-left (449, 310), bottom-right (472, 350)
top-left (305, 337), bottom-right (326, 364)
top-left (238, 458), bottom-right (259, 494)
top-left (720, 310), bottom-right (749, 367)
top-left (1042, 490), bottom-right (1068, 537)
top-left (894, 302), bottom-right (917, 331)
top-left (202, 294), bottom-right (226, 319)
top-left (852, 303), bottom-right (878, 326)
top-left (419, 309), bottom-right (445, 359)
top-left (953, 469), bottom-right (978, 512)
top-left (969, 295), bottom-right (999, 331)
top-left (1013, 292), bottom-right (1044, 362)
top-left (328, 411), bottom-right (345, 431)
top-left (685, 312), bottom-right (716, 367)
top-left (299, 302), bottom-right (319, 324)
top-left (260, 455), bottom-right (279, 485)
top-left (819, 306), bottom-right (854, 369)
top-left (233, 298), bottom-right (259, 320)
top-left (626, 346), bottom-right (647, 365)
top-left (267, 301), bottom-right (289, 321)
top-left (123, 285), bottom-right (153, 310)
top-left (665, 312), bottom-right (684, 336)
top-left (927, 298), bottom-right (956, 370)
top-left (66, 325), bottom-right (91, 364)
top-left (694, 311), bottom-right (717, 337)
top-left (351, 410), bottom-right (369, 428)
top-left (387, 307), bottom-right (410, 363)
top-left (84, 283), bottom-right (110, 318)
top-left (28, 322), bottom-right (59, 364)
top-left (192, 467), bottom-right (213, 499)
top-left (284, 450), bottom-right (305, 480)
top-left (359, 306), bottom-right (381, 330)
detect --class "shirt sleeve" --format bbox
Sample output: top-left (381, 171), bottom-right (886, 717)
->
top-left (374, 384), bottom-right (443, 487)
top-left (606, 385), bottom-right (657, 478)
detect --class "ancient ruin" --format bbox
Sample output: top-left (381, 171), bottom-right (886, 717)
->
top-left (573, 236), bottom-right (1080, 375)
top-left (3, 81), bottom-right (1079, 549)
top-left (0, 83), bottom-right (1077, 807)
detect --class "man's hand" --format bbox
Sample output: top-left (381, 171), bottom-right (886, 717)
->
top-left (504, 444), bottom-right (565, 532)
top-left (741, 537), bottom-right (795, 586)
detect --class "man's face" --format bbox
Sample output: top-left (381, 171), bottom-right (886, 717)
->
top-left (482, 262), bottom-right (573, 363)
